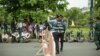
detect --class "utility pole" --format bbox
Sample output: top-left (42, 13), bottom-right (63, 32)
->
top-left (90, 0), bottom-right (94, 30)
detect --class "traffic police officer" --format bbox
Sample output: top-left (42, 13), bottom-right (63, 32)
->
top-left (94, 17), bottom-right (100, 50)
top-left (48, 14), bottom-right (66, 54)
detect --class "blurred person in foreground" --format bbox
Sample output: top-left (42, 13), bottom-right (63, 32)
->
top-left (94, 17), bottom-right (100, 50)
top-left (39, 21), bottom-right (56, 56)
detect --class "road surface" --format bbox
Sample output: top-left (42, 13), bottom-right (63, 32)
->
top-left (0, 42), bottom-right (100, 56)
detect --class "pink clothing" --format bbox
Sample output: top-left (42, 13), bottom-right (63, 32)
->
top-left (28, 25), bottom-right (33, 32)
top-left (40, 30), bottom-right (56, 56)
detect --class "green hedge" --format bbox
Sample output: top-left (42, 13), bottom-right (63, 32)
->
top-left (64, 27), bottom-right (90, 41)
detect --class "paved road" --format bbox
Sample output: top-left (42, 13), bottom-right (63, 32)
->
top-left (0, 42), bottom-right (100, 56)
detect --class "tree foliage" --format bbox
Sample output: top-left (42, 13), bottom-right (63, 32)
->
top-left (94, 0), bottom-right (100, 18)
top-left (68, 7), bottom-right (81, 20)
top-left (0, 0), bottom-right (68, 23)
top-left (63, 7), bottom-right (90, 26)
top-left (0, 0), bottom-right (90, 27)
top-left (94, 0), bottom-right (100, 9)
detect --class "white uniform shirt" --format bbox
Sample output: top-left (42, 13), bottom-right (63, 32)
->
top-left (2, 34), bottom-right (9, 39)
top-left (22, 32), bottom-right (30, 38)
top-left (17, 22), bottom-right (23, 28)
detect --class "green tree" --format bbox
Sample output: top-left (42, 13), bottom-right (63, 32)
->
top-left (0, 0), bottom-right (68, 23)
top-left (77, 11), bottom-right (90, 27)
top-left (66, 7), bottom-right (81, 26)
top-left (94, 0), bottom-right (100, 9)
top-left (94, 0), bottom-right (100, 18)
top-left (0, 7), bottom-right (6, 23)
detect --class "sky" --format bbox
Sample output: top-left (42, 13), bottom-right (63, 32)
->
top-left (67, 0), bottom-right (89, 9)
